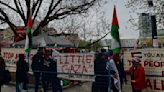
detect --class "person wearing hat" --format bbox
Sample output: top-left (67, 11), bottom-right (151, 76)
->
top-left (31, 47), bottom-right (45, 92)
top-left (125, 57), bottom-right (146, 92)
top-left (16, 54), bottom-right (29, 92)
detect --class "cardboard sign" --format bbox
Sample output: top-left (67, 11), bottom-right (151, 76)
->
top-left (57, 53), bottom-right (95, 81)
top-left (124, 48), bottom-right (164, 92)
top-left (1, 48), bottom-right (37, 72)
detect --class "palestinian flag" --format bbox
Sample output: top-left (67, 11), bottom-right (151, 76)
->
top-left (55, 41), bottom-right (57, 47)
top-left (39, 22), bottom-right (42, 34)
top-left (25, 12), bottom-right (33, 53)
top-left (13, 36), bottom-right (19, 46)
top-left (111, 6), bottom-right (121, 53)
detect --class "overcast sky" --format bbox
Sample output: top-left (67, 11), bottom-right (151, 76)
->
top-left (103, 0), bottom-right (139, 39)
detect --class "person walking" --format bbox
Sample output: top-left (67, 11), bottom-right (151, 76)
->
top-left (125, 57), bottom-right (146, 92)
top-left (31, 47), bottom-right (45, 92)
top-left (0, 56), bottom-right (5, 92)
top-left (16, 54), bottom-right (29, 92)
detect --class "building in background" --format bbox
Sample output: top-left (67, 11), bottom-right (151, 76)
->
top-left (101, 39), bottom-right (136, 47)
top-left (139, 13), bottom-right (152, 38)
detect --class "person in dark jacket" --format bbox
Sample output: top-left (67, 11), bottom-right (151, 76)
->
top-left (0, 57), bottom-right (5, 92)
top-left (92, 53), bottom-right (108, 92)
top-left (125, 57), bottom-right (146, 92)
top-left (111, 53), bottom-right (127, 92)
top-left (42, 50), bottom-right (62, 92)
top-left (16, 54), bottom-right (29, 92)
top-left (31, 47), bottom-right (45, 92)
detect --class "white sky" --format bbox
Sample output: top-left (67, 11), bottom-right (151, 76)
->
top-left (103, 0), bottom-right (139, 39)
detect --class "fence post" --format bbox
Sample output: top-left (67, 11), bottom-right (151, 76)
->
top-left (108, 47), bottom-right (111, 92)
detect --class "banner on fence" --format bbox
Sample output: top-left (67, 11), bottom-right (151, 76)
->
top-left (57, 53), bottom-right (95, 81)
top-left (124, 48), bottom-right (164, 92)
top-left (1, 48), bottom-right (37, 72)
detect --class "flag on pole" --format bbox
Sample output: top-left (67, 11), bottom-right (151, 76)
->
top-left (13, 36), bottom-right (19, 46)
top-left (25, 12), bottom-right (33, 53)
top-left (111, 6), bottom-right (121, 53)
top-left (55, 41), bottom-right (57, 47)
top-left (39, 22), bottom-right (42, 34)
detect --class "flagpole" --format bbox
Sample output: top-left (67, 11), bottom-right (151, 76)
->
top-left (26, 48), bottom-right (29, 92)
top-left (108, 46), bottom-right (111, 92)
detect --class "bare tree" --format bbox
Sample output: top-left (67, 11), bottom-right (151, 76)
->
top-left (0, 0), bottom-right (108, 40)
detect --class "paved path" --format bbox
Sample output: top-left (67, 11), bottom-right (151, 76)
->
top-left (1, 82), bottom-right (92, 92)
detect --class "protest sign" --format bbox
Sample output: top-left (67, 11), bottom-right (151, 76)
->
top-left (57, 53), bottom-right (95, 81)
top-left (1, 48), bottom-right (37, 72)
top-left (124, 48), bottom-right (164, 92)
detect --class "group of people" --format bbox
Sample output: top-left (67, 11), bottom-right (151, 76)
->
top-left (92, 49), bottom-right (146, 92)
top-left (31, 47), bottom-right (62, 92)
top-left (0, 47), bottom-right (146, 92)
top-left (14, 47), bottom-right (62, 92)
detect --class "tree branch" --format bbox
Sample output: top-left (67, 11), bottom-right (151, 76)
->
top-left (17, 0), bottom-right (25, 17)
top-left (14, 0), bottom-right (26, 25)
top-left (33, 0), bottom-right (43, 23)
top-left (25, 0), bottom-right (30, 24)
top-left (32, 0), bottom-right (40, 14)
top-left (86, 31), bottom-right (110, 46)
top-left (0, 1), bottom-right (26, 25)
top-left (0, 9), bottom-right (19, 37)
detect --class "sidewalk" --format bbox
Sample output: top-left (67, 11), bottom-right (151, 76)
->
top-left (1, 82), bottom-right (90, 92)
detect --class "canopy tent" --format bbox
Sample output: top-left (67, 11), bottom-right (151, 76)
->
top-left (14, 34), bottom-right (74, 47)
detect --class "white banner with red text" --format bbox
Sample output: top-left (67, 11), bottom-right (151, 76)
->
top-left (1, 48), bottom-right (37, 72)
top-left (57, 53), bottom-right (95, 81)
top-left (124, 48), bottom-right (164, 92)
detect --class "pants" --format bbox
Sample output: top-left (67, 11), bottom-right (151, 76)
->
top-left (16, 82), bottom-right (23, 92)
top-left (132, 84), bottom-right (142, 92)
top-left (42, 80), bottom-right (62, 92)
top-left (34, 75), bottom-right (40, 92)
top-left (92, 82), bottom-right (108, 92)
top-left (112, 85), bottom-right (119, 92)
top-left (133, 89), bottom-right (142, 92)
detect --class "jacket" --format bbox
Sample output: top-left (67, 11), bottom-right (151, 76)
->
top-left (94, 58), bottom-right (108, 85)
top-left (116, 61), bottom-right (127, 83)
top-left (42, 56), bottom-right (57, 82)
top-left (31, 52), bottom-right (44, 71)
top-left (125, 64), bottom-right (146, 90)
top-left (0, 57), bottom-right (5, 85)
top-left (16, 60), bottom-right (29, 82)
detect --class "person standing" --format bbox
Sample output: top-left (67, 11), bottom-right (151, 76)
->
top-left (0, 56), bottom-right (5, 92)
top-left (125, 57), bottom-right (146, 92)
top-left (114, 52), bottom-right (127, 89)
top-left (16, 54), bottom-right (29, 92)
top-left (93, 53), bottom-right (108, 92)
top-left (42, 50), bottom-right (62, 92)
top-left (31, 47), bottom-right (45, 92)
top-left (110, 53), bottom-right (122, 92)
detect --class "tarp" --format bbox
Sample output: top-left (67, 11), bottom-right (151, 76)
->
top-left (14, 34), bottom-right (73, 47)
